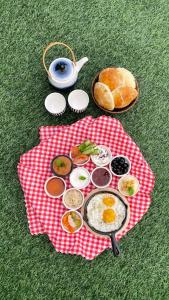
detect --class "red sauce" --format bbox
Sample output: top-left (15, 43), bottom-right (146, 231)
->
top-left (92, 168), bottom-right (111, 187)
top-left (46, 177), bottom-right (65, 196)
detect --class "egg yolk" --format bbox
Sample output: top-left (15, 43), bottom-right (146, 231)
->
top-left (103, 197), bottom-right (116, 207)
top-left (102, 209), bottom-right (116, 223)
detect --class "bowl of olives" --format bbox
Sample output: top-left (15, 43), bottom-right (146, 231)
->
top-left (109, 155), bottom-right (131, 177)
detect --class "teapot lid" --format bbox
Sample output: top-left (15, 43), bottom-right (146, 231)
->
top-left (49, 58), bottom-right (74, 82)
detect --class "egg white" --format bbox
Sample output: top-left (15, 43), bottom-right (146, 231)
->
top-left (87, 193), bottom-right (126, 232)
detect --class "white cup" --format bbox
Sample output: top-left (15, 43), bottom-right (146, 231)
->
top-left (45, 92), bottom-right (66, 116)
top-left (68, 89), bottom-right (89, 113)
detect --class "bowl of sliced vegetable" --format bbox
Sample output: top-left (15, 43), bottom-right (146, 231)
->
top-left (70, 140), bottom-right (99, 166)
top-left (61, 210), bottom-right (83, 234)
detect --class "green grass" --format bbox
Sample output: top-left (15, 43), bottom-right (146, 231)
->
top-left (0, 0), bottom-right (169, 299)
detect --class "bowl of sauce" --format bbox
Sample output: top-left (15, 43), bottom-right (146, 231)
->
top-left (51, 155), bottom-right (73, 177)
top-left (44, 176), bottom-right (66, 198)
top-left (91, 167), bottom-right (112, 188)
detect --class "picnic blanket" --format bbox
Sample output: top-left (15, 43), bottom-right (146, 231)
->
top-left (18, 116), bottom-right (155, 259)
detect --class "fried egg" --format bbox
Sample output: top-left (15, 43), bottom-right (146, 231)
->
top-left (87, 193), bottom-right (126, 232)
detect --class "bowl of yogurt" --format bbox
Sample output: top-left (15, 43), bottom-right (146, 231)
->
top-left (91, 145), bottom-right (112, 167)
top-left (70, 167), bottom-right (90, 189)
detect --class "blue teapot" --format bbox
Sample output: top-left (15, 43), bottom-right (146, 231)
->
top-left (43, 41), bottom-right (88, 89)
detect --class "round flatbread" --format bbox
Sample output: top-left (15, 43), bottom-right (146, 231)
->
top-left (99, 68), bottom-right (123, 91)
top-left (117, 68), bottom-right (136, 89)
top-left (94, 82), bottom-right (115, 110)
top-left (112, 86), bottom-right (138, 109)
top-left (99, 67), bottom-right (136, 91)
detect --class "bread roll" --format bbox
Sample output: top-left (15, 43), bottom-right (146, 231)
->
top-left (112, 86), bottom-right (138, 109)
top-left (94, 82), bottom-right (115, 110)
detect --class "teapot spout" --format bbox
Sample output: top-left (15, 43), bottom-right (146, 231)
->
top-left (76, 57), bottom-right (88, 73)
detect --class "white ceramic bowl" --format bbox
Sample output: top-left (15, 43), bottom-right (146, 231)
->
top-left (109, 155), bottom-right (131, 177)
top-left (70, 167), bottom-right (91, 189)
top-left (45, 92), bottom-right (66, 116)
top-left (91, 167), bottom-right (112, 188)
top-left (44, 176), bottom-right (66, 198)
top-left (62, 188), bottom-right (84, 210)
top-left (118, 175), bottom-right (140, 197)
top-left (61, 210), bottom-right (83, 233)
top-left (91, 145), bottom-right (112, 167)
top-left (70, 145), bottom-right (90, 166)
top-left (68, 89), bottom-right (89, 113)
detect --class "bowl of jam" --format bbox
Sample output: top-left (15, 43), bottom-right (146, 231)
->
top-left (91, 167), bottom-right (112, 188)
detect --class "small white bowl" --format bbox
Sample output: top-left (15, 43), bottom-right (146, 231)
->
top-left (118, 175), bottom-right (140, 197)
top-left (45, 92), bottom-right (66, 116)
top-left (70, 167), bottom-right (91, 189)
top-left (91, 167), bottom-right (112, 188)
top-left (61, 210), bottom-right (83, 233)
top-left (70, 145), bottom-right (90, 166)
top-left (91, 145), bottom-right (112, 167)
top-left (68, 89), bottom-right (89, 113)
top-left (44, 176), bottom-right (66, 198)
top-left (62, 188), bottom-right (84, 210)
top-left (109, 155), bottom-right (131, 177)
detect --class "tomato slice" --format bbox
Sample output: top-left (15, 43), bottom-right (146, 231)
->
top-left (73, 154), bottom-right (89, 164)
top-left (71, 146), bottom-right (81, 158)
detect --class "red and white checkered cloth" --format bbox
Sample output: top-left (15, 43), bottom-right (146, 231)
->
top-left (18, 116), bottom-right (155, 260)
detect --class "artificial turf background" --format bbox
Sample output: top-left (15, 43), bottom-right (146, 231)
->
top-left (1, 0), bottom-right (169, 299)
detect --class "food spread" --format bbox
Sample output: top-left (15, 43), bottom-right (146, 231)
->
top-left (17, 41), bottom-right (155, 257)
top-left (44, 139), bottom-right (139, 235)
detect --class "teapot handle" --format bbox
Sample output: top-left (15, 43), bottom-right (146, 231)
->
top-left (42, 41), bottom-right (76, 79)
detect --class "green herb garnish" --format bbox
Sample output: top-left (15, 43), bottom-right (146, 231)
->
top-left (56, 159), bottom-right (65, 167)
top-left (79, 175), bottom-right (86, 180)
top-left (128, 187), bottom-right (134, 196)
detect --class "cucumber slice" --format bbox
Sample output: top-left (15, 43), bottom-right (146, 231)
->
top-left (84, 139), bottom-right (91, 147)
top-left (78, 140), bottom-right (91, 152)
top-left (82, 146), bottom-right (99, 155)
